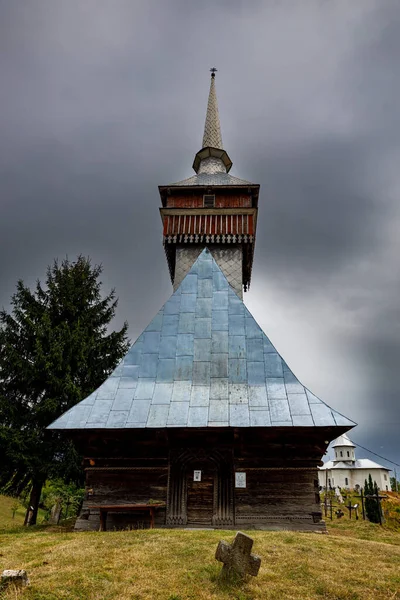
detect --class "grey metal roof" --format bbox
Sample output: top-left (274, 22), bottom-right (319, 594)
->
top-left (320, 460), bottom-right (390, 471)
top-left (332, 434), bottom-right (355, 448)
top-left (169, 171), bottom-right (256, 187)
top-left (48, 249), bottom-right (356, 431)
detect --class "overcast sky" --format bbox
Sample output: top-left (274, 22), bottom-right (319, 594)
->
top-left (1, 0), bottom-right (399, 470)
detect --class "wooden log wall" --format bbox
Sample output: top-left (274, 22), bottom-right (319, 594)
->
top-left (77, 468), bottom-right (168, 531)
top-left (166, 195), bottom-right (252, 209)
top-left (233, 468), bottom-right (323, 531)
top-left (72, 427), bottom-right (340, 532)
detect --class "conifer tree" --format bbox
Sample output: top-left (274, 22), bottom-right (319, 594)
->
top-left (0, 256), bottom-right (129, 524)
top-left (364, 474), bottom-right (381, 523)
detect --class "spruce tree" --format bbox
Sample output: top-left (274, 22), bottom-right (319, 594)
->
top-left (0, 256), bottom-right (129, 524)
top-left (364, 474), bottom-right (381, 523)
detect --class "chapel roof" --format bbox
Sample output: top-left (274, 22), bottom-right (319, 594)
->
top-left (48, 249), bottom-right (356, 431)
top-left (332, 433), bottom-right (356, 448)
top-left (319, 459), bottom-right (391, 471)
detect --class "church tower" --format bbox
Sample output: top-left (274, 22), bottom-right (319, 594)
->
top-left (333, 434), bottom-right (356, 463)
top-left (159, 69), bottom-right (259, 297)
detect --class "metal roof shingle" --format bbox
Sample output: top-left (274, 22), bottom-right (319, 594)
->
top-left (48, 249), bottom-right (356, 431)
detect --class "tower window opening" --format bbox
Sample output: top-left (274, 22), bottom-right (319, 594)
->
top-left (203, 194), bottom-right (215, 208)
top-left (347, 451), bottom-right (350, 457)
top-left (340, 451), bottom-right (343, 457)
top-left (384, 474), bottom-right (387, 481)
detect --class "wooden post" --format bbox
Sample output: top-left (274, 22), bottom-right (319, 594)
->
top-left (65, 499), bottom-right (71, 519)
top-left (99, 509), bottom-right (107, 532)
top-left (330, 499), bottom-right (333, 521)
top-left (360, 490), bottom-right (365, 520)
top-left (324, 469), bottom-right (328, 517)
top-left (376, 491), bottom-right (382, 526)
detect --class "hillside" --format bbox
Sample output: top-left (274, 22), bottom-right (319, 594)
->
top-left (0, 495), bottom-right (26, 528)
top-left (0, 495), bottom-right (399, 600)
top-left (0, 495), bottom-right (46, 530)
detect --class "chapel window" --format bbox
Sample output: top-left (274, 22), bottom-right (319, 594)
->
top-left (203, 194), bottom-right (215, 208)
top-left (384, 474), bottom-right (387, 481)
top-left (345, 477), bottom-right (349, 486)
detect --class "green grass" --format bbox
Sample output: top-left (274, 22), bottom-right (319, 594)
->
top-left (0, 495), bottom-right (26, 528)
top-left (0, 495), bottom-right (46, 530)
top-left (321, 491), bottom-right (400, 542)
top-left (0, 495), bottom-right (399, 599)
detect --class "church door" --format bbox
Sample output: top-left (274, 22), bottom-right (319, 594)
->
top-left (186, 467), bottom-right (215, 526)
top-left (166, 448), bottom-right (234, 527)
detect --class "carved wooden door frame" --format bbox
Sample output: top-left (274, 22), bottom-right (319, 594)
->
top-left (166, 447), bottom-right (234, 527)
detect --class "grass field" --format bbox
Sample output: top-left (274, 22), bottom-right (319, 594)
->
top-left (0, 495), bottom-right (26, 528)
top-left (0, 495), bottom-right (46, 529)
top-left (1, 495), bottom-right (399, 600)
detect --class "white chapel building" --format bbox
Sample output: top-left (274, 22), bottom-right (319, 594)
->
top-left (318, 434), bottom-right (392, 492)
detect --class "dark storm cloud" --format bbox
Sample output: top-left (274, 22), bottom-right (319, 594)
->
top-left (0, 0), bottom-right (399, 466)
top-left (255, 136), bottom-right (387, 278)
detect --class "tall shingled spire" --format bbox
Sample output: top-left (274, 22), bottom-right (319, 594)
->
top-left (202, 68), bottom-right (223, 150)
top-left (192, 69), bottom-right (232, 174)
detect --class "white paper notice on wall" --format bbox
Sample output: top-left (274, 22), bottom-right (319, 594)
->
top-left (235, 472), bottom-right (246, 488)
top-left (193, 470), bottom-right (202, 482)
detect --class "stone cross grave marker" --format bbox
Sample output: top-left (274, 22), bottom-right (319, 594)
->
top-left (215, 531), bottom-right (261, 578)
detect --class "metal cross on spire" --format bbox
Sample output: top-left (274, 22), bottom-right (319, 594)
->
top-left (210, 67), bottom-right (218, 78)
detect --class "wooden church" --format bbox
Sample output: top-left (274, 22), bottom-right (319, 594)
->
top-left (48, 70), bottom-right (356, 531)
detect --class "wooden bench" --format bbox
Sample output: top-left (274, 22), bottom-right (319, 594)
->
top-left (88, 504), bottom-right (164, 531)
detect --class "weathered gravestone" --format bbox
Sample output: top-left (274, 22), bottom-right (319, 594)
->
top-left (1, 570), bottom-right (30, 588)
top-left (215, 531), bottom-right (261, 579)
top-left (49, 499), bottom-right (62, 525)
